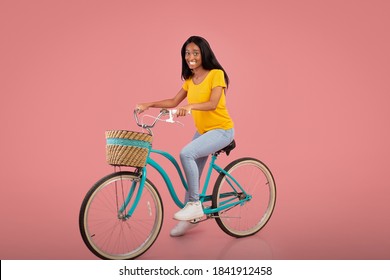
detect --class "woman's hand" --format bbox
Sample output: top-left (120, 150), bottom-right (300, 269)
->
top-left (176, 104), bottom-right (192, 117)
top-left (135, 103), bottom-right (150, 113)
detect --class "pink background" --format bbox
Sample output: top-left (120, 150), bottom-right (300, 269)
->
top-left (1, 0), bottom-right (389, 259)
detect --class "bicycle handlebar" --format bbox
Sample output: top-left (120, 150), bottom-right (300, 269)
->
top-left (134, 108), bottom-right (175, 135)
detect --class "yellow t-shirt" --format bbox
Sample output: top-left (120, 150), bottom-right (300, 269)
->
top-left (182, 69), bottom-right (234, 134)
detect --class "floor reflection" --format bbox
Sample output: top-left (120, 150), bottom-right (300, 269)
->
top-left (139, 218), bottom-right (274, 260)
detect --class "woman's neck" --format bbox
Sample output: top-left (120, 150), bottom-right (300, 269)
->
top-left (192, 67), bottom-right (208, 78)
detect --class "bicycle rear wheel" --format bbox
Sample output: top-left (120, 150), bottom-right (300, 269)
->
top-left (79, 171), bottom-right (163, 259)
top-left (212, 157), bottom-right (276, 237)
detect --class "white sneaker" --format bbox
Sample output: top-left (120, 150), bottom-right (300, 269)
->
top-left (170, 221), bottom-right (198, 237)
top-left (173, 201), bottom-right (204, 221)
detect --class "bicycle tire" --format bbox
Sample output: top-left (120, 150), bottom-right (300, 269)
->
top-left (212, 157), bottom-right (276, 238)
top-left (79, 171), bottom-right (163, 259)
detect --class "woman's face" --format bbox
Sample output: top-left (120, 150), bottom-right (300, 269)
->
top-left (185, 42), bottom-right (202, 70)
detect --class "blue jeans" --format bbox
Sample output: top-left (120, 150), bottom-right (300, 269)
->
top-left (180, 128), bottom-right (235, 202)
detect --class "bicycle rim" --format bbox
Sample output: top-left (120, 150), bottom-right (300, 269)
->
top-left (79, 171), bottom-right (163, 259)
top-left (212, 158), bottom-right (276, 237)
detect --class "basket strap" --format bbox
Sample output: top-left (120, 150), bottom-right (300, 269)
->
top-left (106, 138), bottom-right (151, 148)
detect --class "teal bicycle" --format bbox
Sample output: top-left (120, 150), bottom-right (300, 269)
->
top-left (79, 109), bottom-right (276, 260)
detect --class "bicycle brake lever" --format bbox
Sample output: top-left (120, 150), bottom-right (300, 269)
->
top-left (165, 109), bottom-right (190, 124)
top-left (166, 109), bottom-right (176, 123)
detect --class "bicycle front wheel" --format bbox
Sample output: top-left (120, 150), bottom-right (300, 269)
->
top-left (212, 158), bottom-right (276, 238)
top-left (79, 171), bottom-right (163, 260)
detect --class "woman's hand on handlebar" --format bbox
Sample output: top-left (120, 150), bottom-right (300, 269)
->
top-left (175, 105), bottom-right (192, 117)
top-left (135, 103), bottom-right (150, 113)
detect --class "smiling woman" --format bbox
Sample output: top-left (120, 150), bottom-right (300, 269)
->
top-left (136, 35), bottom-right (235, 237)
top-left (185, 43), bottom-right (202, 70)
top-left (180, 36), bottom-right (230, 87)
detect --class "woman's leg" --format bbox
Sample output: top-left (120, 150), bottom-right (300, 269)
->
top-left (180, 128), bottom-right (234, 202)
top-left (184, 132), bottom-right (207, 202)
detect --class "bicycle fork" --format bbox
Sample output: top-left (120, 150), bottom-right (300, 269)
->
top-left (117, 168), bottom-right (148, 220)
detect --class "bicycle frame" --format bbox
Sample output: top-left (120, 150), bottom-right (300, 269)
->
top-left (122, 147), bottom-right (251, 219)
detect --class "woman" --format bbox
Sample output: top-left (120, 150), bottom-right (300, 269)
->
top-left (136, 36), bottom-right (234, 237)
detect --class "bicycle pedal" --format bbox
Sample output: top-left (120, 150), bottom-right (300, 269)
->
top-left (190, 215), bottom-right (211, 224)
top-left (190, 217), bottom-right (202, 224)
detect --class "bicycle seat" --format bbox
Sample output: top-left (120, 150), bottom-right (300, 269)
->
top-left (215, 140), bottom-right (236, 156)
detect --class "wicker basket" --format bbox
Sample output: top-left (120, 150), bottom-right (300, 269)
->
top-left (105, 130), bottom-right (152, 167)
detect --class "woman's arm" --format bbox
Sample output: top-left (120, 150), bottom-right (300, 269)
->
top-left (136, 88), bottom-right (187, 112)
top-left (176, 86), bottom-right (223, 116)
